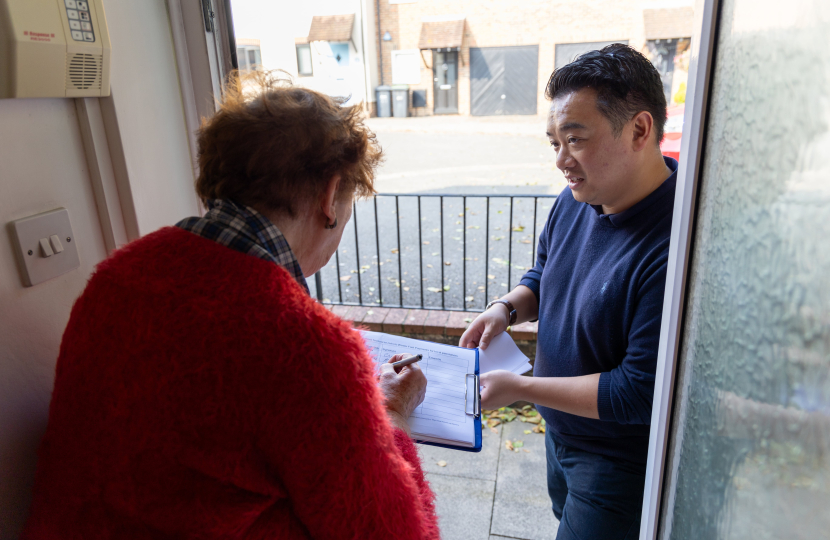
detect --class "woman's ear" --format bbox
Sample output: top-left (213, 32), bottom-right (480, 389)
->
top-left (321, 173), bottom-right (342, 225)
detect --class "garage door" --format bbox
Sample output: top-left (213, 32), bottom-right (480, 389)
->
top-left (554, 40), bottom-right (629, 70)
top-left (470, 46), bottom-right (538, 116)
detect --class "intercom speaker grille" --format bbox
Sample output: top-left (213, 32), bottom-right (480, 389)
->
top-left (66, 53), bottom-right (103, 90)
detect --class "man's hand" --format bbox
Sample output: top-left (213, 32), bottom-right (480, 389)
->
top-left (479, 370), bottom-right (525, 409)
top-left (459, 305), bottom-right (509, 350)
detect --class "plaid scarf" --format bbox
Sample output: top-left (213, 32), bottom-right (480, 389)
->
top-left (177, 199), bottom-right (309, 294)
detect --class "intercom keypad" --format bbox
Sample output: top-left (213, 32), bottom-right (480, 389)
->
top-left (65, 0), bottom-right (94, 41)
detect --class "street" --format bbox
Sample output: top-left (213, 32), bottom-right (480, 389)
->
top-left (310, 115), bottom-right (568, 310)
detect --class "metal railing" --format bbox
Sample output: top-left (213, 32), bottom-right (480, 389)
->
top-left (311, 193), bottom-right (557, 312)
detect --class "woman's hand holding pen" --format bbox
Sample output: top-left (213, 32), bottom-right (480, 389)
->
top-left (378, 353), bottom-right (427, 437)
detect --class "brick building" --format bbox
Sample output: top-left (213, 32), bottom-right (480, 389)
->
top-left (374, 0), bottom-right (694, 116)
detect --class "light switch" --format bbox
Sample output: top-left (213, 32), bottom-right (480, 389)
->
top-left (39, 238), bottom-right (54, 257)
top-left (10, 208), bottom-right (80, 287)
top-left (50, 235), bottom-right (64, 253)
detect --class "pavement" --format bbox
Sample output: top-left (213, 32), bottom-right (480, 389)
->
top-left (418, 420), bottom-right (558, 540)
top-left (365, 114), bottom-right (566, 196)
top-left (368, 116), bottom-right (561, 539)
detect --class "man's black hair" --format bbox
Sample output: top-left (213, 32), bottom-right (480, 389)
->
top-left (546, 44), bottom-right (668, 143)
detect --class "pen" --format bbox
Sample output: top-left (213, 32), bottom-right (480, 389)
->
top-left (391, 354), bottom-right (422, 373)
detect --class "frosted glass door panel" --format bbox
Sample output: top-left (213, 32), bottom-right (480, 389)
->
top-left (663, 0), bottom-right (830, 538)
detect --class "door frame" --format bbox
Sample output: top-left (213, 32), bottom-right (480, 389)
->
top-left (432, 49), bottom-right (459, 114)
top-left (639, 0), bottom-right (720, 538)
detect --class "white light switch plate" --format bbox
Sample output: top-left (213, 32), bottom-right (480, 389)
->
top-left (10, 208), bottom-right (81, 287)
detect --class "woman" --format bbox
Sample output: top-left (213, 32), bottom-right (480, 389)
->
top-left (23, 74), bottom-right (439, 539)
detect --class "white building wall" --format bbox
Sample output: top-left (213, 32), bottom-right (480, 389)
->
top-left (0, 2), bottom-right (199, 538)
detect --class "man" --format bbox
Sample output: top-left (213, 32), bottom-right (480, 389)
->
top-left (460, 44), bottom-right (676, 539)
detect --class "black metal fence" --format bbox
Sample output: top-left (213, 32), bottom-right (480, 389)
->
top-left (310, 193), bottom-right (557, 312)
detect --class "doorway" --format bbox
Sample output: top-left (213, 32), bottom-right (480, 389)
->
top-left (433, 50), bottom-right (458, 114)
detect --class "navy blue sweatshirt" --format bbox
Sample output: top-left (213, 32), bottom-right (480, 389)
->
top-left (519, 157), bottom-right (677, 464)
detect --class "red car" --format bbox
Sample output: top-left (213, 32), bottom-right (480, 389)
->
top-left (661, 104), bottom-right (684, 161)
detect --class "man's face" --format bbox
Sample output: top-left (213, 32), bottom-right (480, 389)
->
top-left (547, 88), bottom-right (635, 210)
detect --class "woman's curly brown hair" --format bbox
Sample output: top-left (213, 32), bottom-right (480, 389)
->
top-left (195, 71), bottom-right (381, 217)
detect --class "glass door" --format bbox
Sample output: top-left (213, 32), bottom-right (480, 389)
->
top-left (659, 0), bottom-right (830, 537)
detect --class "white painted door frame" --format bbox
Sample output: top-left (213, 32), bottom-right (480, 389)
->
top-left (639, 0), bottom-right (721, 538)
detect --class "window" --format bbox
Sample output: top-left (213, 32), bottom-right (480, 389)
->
top-left (391, 50), bottom-right (421, 84)
top-left (236, 42), bottom-right (262, 72)
top-left (296, 44), bottom-right (312, 76)
top-left (329, 43), bottom-right (350, 68)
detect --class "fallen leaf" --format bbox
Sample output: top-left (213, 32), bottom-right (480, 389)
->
top-left (442, 285), bottom-right (450, 291)
top-left (432, 228), bottom-right (440, 232)
top-left (524, 430), bottom-right (532, 434)
top-left (487, 275), bottom-right (496, 279)
top-left (366, 310), bottom-right (374, 315)
top-left (437, 460), bottom-right (447, 467)
top-left (361, 265), bottom-right (370, 269)
top-left (465, 296), bottom-right (474, 302)
top-left (403, 287), bottom-right (410, 291)
top-left (432, 252), bottom-right (439, 256)
top-left (427, 264), bottom-right (433, 268)
top-left (444, 261), bottom-right (452, 266)
top-left (427, 287), bottom-right (442, 293)
top-left (513, 440), bottom-right (524, 448)
top-left (391, 248), bottom-right (399, 254)
top-left (523, 449), bottom-right (531, 453)
top-left (423, 241), bottom-right (430, 245)
top-left (464, 318), bottom-right (473, 323)
top-left (505, 440), bottom-right (514, 451)
top-left (340, 276), bottom-right (351, 281)
top-left (368, 287), bottom-right (375, 292)
top-left (512, 226), bottom-right (525, 232)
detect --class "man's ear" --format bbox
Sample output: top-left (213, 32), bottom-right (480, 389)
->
top-left (630, 111), bottom-right (655, 151)
top-left (321, 173), bottom-right (342, 223)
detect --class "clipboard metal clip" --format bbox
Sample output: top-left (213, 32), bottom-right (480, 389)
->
top-left (465, 373), bottom-right (481, 418)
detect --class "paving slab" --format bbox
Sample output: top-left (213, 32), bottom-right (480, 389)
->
top-left (490, 421), bottom-right (559, 540)
top-left (426, 473), bottom-right (495, 540)
top-left (417, 424), bottom-right (501, 481)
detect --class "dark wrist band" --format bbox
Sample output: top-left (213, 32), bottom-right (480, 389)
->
top-left (486, 300), bottom-right (517, 326)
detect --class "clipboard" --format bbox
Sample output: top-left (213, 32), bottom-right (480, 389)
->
top-left (414, 350), bottom-right (482, 453)
top-left (361, 331), bottom-right (483, 452)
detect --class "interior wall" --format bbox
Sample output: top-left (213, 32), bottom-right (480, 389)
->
top-left (0, 2), bottom-right (200, 538)
top-left (0, 98), bottom-right (110, 540)
top-left (104, 0), bottom-right (201, 235)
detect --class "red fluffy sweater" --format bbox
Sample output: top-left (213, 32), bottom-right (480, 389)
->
top-left (22, 227), bottom-right (440, 539)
